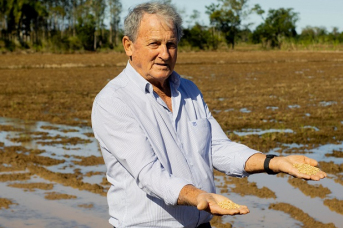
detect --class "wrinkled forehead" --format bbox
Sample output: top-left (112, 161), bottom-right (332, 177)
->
top-left (138, 13), bottom-right (177, 35)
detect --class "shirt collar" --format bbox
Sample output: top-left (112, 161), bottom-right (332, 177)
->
top-left (124, 61), bottom-right (181, 93)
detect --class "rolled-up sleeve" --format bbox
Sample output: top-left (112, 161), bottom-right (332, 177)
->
top-left (92, 95), bottom-right (190, 205)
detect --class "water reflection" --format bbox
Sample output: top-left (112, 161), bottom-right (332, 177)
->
top-left (0, 117), bottom-right (105, 175)
top-left (1, 117), bottom-right (342, 227)
top-left (233, 128), bottom-right (294, 136)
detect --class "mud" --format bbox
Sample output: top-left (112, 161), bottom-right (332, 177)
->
top-left (210, 216), bottom-right (232, 228)
top-left (73, 155), bottom-right (104, 166)
top-left (28, 165), bottom-right (107, 196)
top-left (0, 145), bottom-right (65, 168)
top-left (325, 150), bottom-right (343, 158)
top-left (319, 161), bottom-right (343, 174)
top-left (8, 182), bottom-right (54, 191)
top-left (0, 198), bottom-right (17, 209)
top-left (287, 177), bottom-right (331, 198)
top-left (269, 203), bottom-right (336, 227)
top-left (324, 198), bottom-right (343, 215)
top-left (217, 174), bottom-right (276, 199)
top-left (78, 203), bottom-right (94, 209)
top-left (0, 173), bottom-right (32, 182)
top-left (334, 174), bottom-right (343, 186)
top-left (84, 171), bottom-right (105, 177)
top-left (44, 192), bottom-right (77, 200)
top-left (0, 51), bottom-right (342, 227)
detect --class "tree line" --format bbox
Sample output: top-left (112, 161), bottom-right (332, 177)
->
top-left (0, 0), bottom-right (122, 51)
top-left (1, 0), bottom-right (342, 52)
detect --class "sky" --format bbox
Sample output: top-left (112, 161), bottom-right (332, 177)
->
top-left (120, 0), bottom-right (343, 33)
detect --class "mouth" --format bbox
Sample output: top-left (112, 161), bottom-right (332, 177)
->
top-left (154, 63), bottom-right (169, 67)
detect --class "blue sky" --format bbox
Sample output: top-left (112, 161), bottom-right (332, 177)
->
top-left (120, 0), bottom-right (343, 33)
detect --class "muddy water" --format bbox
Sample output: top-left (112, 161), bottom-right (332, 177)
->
top-left (0, 117), bottom-right (109, 227)
top-left (1, 117), bottom-right (342, 227)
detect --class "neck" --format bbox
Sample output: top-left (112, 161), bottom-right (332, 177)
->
top-left (152, 79), bottom-right (172, 112)
top-left (152, 79), bottom-right (171, 97)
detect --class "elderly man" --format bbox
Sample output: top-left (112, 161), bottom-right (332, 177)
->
top-left (92, 2), bottom-right (326, 228)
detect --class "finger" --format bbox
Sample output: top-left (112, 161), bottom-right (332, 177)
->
top-left (319, 171), bottom-right (328, 178)
top-left (214, 204), bottom-right (250, 215)
top-left (309, 171), bottom-right (327, 181)
top-left (215, 207), bottom-right (240, 215)
top-left (238, 205), bottom-right (250, 214)
top-left (303, 157), bottom-right (318, 166)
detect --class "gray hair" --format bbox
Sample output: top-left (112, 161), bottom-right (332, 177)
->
top-left (124, 1), bottom-right (183, 43)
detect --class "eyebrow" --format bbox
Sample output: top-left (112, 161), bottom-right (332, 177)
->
top-left (147, 38), bottom-right (177, 43)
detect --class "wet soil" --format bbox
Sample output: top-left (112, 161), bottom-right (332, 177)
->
top-left (44, 192), bottom-right (77, 200)
top-left (269, 203), bottom-right (336, 227)
top-left (325, 150), bottom-right (343, 158)
top-left (78, 203), bottom-right (94, 209)
top-left (0, 198), bottom-right (17, 209)
top-left (215, 170), bottom-right (276, 199)
top-left (287, 177), bottom-right (331, 198)
top-left (0, 51), bottom-right (342, 227)
top-left (324, 198), bottom-right (343, 215)
top-left (28, 165), bottom-right (107, 196)
top-left (319, 161), bottom-right (343, 175)
top-left (8, 182), bottom-right (54, 191)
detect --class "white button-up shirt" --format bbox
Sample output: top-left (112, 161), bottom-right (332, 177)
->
top-left (91, 62), bottom-right (259, 228)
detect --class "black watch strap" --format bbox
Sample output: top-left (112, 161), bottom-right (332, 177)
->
top-left (264, 154), bottom-right (278, 175)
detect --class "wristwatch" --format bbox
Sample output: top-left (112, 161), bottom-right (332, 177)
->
top-left (264, 154), bottom-right (278, 175)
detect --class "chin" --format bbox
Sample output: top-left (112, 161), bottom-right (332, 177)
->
top-left (151, 71), bottom-right (172, 79)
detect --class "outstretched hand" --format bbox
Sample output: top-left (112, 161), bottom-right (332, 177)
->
top-left (271, 155), bottom-right (327, 180)
top-left (178, 185), bottom-right (249, 216)
top-left (196, 192), bottom-right (249, 216)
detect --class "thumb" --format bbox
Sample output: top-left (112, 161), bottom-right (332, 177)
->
top-left (197, 198), bottom-right (209, 211)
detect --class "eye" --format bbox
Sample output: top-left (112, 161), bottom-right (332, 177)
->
top-left (149, 42), bottom-right (159, 48)
top-left (167, 42), bottom-right (177, 49)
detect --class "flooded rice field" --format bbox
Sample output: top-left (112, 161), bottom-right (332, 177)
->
top-left (0, 51), bottom-right (343, 227)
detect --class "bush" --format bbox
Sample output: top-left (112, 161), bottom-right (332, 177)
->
top-left (68, 36), bottom-right (83, 50)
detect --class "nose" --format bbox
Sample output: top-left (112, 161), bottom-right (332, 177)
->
top-left (158, 44), bottom-right (170, 61)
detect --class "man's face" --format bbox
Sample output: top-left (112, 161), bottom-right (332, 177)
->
top-left (123, 13), bottom-right (178, 85)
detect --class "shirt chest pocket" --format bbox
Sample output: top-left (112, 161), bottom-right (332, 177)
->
top-left (187, 118), bottom-right (211, 158)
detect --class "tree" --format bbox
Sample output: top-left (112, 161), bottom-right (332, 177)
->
top-left (328, 27), bottom-right (343, 43)
top-left (0, 0), bottom-right (124, 51)
top-left (300, 26), bottom-right (327, 43)
top-left (252, 8), bottom-right (298, 48)
top-left (180, 23), bottom-right (212, 50)
top-left (206, 0), bottom-right (253, 49)
top-left (107, 0), bottom-right (121, 47)
top-left (88, 0), bottom-right (105, 50)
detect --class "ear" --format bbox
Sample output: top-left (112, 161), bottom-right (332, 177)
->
top-left (122, 36), bottom-right (133, 57)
